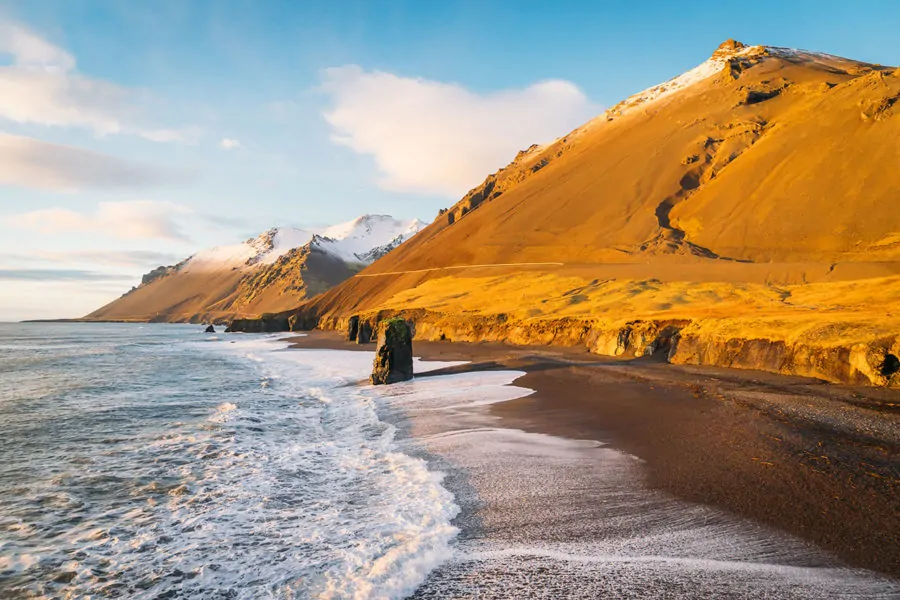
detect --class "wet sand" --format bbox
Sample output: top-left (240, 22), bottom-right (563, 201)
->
top-left (288, 331), bottom-right (900, 579)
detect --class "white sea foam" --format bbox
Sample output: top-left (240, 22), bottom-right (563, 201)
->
top-left (193, 337), bottom-right (468, 599)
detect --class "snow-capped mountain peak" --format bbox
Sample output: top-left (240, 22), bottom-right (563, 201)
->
top-left (596, 41), bottom-right (763, 123)
top-left (314, 215), bottom-right (426, 263)
top-left (181, 215), bottom-right (425, 273)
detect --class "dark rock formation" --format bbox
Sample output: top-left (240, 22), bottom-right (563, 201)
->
top-left (226, 314), bottom-right (290, 333)
top-left (224, 309), bottom-right (317, 333)
top-left (744, 88), bottom-right (783, 105)
top-left (204, 325), bottom-right (216, 333)
top-left (371, 318), bottom-right (414, 385)
top-left (141, 264), bottom-right (176, 286)
top-left (357, 321), bottom-right (373, 344)
top-left (348, 315), bottom-right (360, 341)
top-left (290, 311), bottom-right (318, 331)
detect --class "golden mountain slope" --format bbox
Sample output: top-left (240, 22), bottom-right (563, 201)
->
top-left (376, 42), bottom-right (900, 268)
top-left (88, 245), bottom-right (358, 323)
top-left (277, 41), bottom-right (900, 385)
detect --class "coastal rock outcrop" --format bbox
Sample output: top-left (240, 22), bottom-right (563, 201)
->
top-left (356, 321), bottom-right (373, 344)
top-left (205, 325), bottom-right (216, 333)
top-left (370, 318), bottom-right (414, 385)
top-left (348, 316), bottom-right (360, 341)
top-left (226, 314), bottom-right (290, 333)
top-left (310, 304), bottom-right (900, 387)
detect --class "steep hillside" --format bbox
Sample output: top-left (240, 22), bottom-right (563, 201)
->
top-left (375, 41), bottom-right (900, 270)
top-left (261, 41), bottom-right (900, 386)
top-left (86, 215), bottom-right (424, 323)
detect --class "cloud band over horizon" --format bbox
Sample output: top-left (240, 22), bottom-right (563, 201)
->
top-left (6, 200), bottom-right (194, 242)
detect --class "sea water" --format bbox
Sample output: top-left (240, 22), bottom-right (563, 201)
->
top-left (2, 323), bottom-right (898, 599)
top-left (0, 323), bottom-right (459, 599)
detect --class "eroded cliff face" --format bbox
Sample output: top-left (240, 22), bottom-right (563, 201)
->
top-left (302, 310), bottom-right (900, 387)
top-left (669, 330), bottom-right (900, 387)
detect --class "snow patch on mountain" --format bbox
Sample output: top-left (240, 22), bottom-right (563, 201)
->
top-left (596, 42), bottom-right (762, 123)
top-left (181, 215), bottom-right (425, 273)
top-left (314, 215), bottom-right (426, 263)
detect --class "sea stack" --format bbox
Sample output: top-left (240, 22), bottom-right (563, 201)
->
top-left (204, 325), bottom-right (216, 333)
top-left (348, 316), bottom-right (360, 341)
top-left (370, 318), bottom-right (414, 385)
top-left (357, 321), bottom-right (373, 344)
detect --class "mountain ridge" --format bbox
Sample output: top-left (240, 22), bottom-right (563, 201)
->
top-left (85, 215), bottom-right (425, 323)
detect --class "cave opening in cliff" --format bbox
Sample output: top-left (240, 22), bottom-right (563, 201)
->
top-left (880, 353), bottom-right (900, 377)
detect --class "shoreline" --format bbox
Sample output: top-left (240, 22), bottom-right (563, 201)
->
top-left (288, 330), bottom-right (900, 578)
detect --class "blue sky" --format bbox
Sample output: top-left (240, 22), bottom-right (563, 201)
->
top-left (1, 0), bottom-right (898, 320)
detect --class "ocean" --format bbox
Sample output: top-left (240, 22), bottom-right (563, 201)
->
top-left (0, 323), bottom-right (460, 598)
top-left (1, 323), bottom-right (898, 599)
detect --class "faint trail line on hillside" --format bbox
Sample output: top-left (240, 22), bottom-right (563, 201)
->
top-left (354, 262), bottom-right (565, 277)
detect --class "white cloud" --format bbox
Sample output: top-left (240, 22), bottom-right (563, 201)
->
top-left (0, 132), bottom-right (192, 192)
top-left (220, 137), bottom-right (241, 149)
top-left (0, 20), bottom-right (192, 142)
top-left (320, 65), bottom-right (598, 197)
top-left (0, 21), bottom-right (75, 70)
top-left (6, 201), bottom-right (193, 242)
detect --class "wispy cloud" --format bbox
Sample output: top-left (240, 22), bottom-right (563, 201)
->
top-left (0, 20), bottom-right (75, 69)
top-left (2, 249), bottom-right (183, 269)
top-left (0, 269), bottom-right (133, 282)
top-left (220, 137), bottom-right (241, 149)
top-left (0, 132), bottom-right (193, 192)
top-left (320, 66), bottom-right (598, 197)
top-left (0, 20), bottom-right (195, 142)
top-left (6, 200), bottom-right (194, 242)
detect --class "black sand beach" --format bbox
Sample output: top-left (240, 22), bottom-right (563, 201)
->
top-left (289, 331), bottom-right (900, 580)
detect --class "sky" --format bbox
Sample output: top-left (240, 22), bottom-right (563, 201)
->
top-left (1, 0), bottom-right (898, 320)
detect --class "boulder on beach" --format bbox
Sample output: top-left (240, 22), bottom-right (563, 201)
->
top-left (205, 325), bottom-right (216, 333)
top-left (370, 318), bottom-right (414, 385)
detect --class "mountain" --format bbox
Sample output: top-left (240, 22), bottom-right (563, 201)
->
top-left (85, 215), bottom-right (425, 323)
top-left (268, 41), bottom-right (900, 386)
